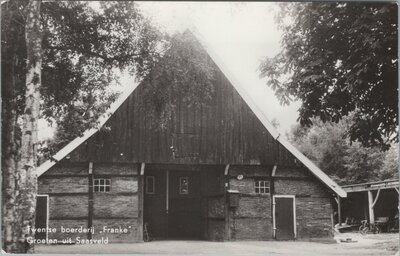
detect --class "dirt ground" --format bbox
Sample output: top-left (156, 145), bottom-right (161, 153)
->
top-left (35, 232), bottom-right (399, 255)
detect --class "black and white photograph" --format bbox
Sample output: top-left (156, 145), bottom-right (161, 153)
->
top-left (1, 1), bottom-right (399, 255)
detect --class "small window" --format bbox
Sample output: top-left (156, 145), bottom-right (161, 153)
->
top-left (93, 178), bottom-right (111, 192)
top-left (146, 176), bottom-right (155, 194)
top-left (179, 177), bottom-right (189, 195)
top-left (254, 180), bottom-right (270, 194)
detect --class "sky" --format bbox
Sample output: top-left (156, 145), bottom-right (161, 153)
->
top-left (39, 2), bottom-right (300, 140)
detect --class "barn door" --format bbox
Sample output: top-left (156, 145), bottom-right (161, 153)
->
top-left (144, 169), bottom-right (168, 238)
top-left (274, 196), bottom-right (296, 240)
top-left (168, 170), bottom-right (201, 239)
top-left (35, 195), bottom-right (49, 240)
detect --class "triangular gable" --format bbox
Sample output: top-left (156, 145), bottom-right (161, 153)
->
top-left (35, 27), bottom-right (346, 198)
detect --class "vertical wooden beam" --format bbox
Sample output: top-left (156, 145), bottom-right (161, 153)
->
top-left (270, 164), bottom-right (276, 238)
top-left (88, 162), bottom-right (94, 239)
top-left (138, 163), bottom-right (145, 241)
top-left (224, 164), bottom-right (230, 241)
top-left (368, 190), bottom-right (375, 225)
top-left (166, 169), bottom-right (169, 237)
top-left (337, 196), bottom-right (342, 226)
top-left (271, 164), bottom-right (277, 177)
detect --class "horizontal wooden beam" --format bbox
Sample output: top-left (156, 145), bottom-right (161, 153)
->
top-left (41, 174), bottom-right (88, 178)
top-left (230, 216), bottom-right (272, 220)
top-left (273, 176), bottom-right (312, 181)
top-left (47, 192), bottom-right (88, 196)
top-left (343, 180), bottom-right (399, 193)
top-left (93, 217), bottom-right (138, 220)
top-left (41, 174), bottom-right (139, 178)
top-left (50, 216), bottom-right (139, 221)
top-left (46, 192), bottom-right (138, 197)
top-left (50, 216), bottom-right (88, 220)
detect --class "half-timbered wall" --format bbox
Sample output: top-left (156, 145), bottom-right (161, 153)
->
top-left (273, 168), bottom-right (333, 239)
top-left (38, 162), bottom-right (141, 243)
top-left (228, 165), bottom-right (273, 240)
top-left (227, 165), bottom-right (333, 240)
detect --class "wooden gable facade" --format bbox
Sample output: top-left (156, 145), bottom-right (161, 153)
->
top-left (35, 30), bottom-right (345, 244)
top-left (69, 41), bottom-right (292, 166)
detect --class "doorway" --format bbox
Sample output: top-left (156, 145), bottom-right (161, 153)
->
top-left (143, 167), bottom-right (202, 239)
top-left (35, 195), bottom-right (49, 240)
top-left (273, 195), bottom-right (296, 240)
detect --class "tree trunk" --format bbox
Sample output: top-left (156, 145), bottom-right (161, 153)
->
top-left (1, 1), bottom-right (24, 252)
top-left (13, 0), bottom-right (42, 253)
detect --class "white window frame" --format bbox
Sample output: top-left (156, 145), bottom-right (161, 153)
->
top-left (93, 178), bottom-right (111, 192)
top-left (146, 176), bottom-right (155, 194)
top-left (272, 195), bottom-right (297, 239)
top-left (254, 180), bottom-right (270, 194)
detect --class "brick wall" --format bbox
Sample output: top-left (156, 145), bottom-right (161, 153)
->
top-left (38, 163), bottom-right (334, 242)
top-left (228, 165), bottom-right (273, 240)
top-left (227, 165), bottom-right (334, 241)
top-left (274, 176), bottom-right (333, 239)
top-left (37, 162), bottom-right (142, 243)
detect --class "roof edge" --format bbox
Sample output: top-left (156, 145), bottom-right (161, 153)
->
top-left (190, 26), bottom-right (346, 198)
top-left (277, 136), bottom-right (347, 197)
top-left (35, 82), bottom-right (139, 177)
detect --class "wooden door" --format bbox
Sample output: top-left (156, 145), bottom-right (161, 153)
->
top-left (168, 170), bottom-right (201, 239)
top-left (275, 196), bottom-right (295, 240)
top-left (144, 170), bottom-right (168, 238)
top-left (35, 195), bottom-right (48, 240)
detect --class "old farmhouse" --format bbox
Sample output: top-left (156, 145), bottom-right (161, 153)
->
top-left (34, 30), bottom-right (346, 243)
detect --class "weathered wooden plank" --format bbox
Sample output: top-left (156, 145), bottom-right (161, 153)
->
top-left (65, 36), bottom-right (302, 166)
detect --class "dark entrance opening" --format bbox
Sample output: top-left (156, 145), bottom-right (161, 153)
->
top-left (168, 170), bottom-right (201, 239)
top-left (143, 165), bottom-right (224, 240)
top-left (274, 196), bottom-right (295, 240)
top-left (35, 195), bottom-right (48, 240)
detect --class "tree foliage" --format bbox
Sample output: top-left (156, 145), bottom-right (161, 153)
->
top-left (288, 116), bottom-right (399, 185)
top-left (2, 1), bottom-right (164, 157)
top-left (260, 2), bottom-right (398, 150)
top-left (141, 30), bottom-right (217, 128)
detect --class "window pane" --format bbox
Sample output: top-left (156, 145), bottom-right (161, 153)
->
top-left (100, 186), bottom-right (104, 192)
top-left (94, 180), bottom-right (99, 185)
top-left (105, 186), bottom-right (110, 192)
top-left (146, 176), bottom-right (155, 194)
top-left (179, 177), bottom-right (189, 194)
top-left (105, 179), bottom-right (111, 185)
top-left (94, 186), bottom-right (99, 192)
top-left (254, 180), bottom-right (271, 194)
top-left (100, 179), bottom-right (104, 185)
